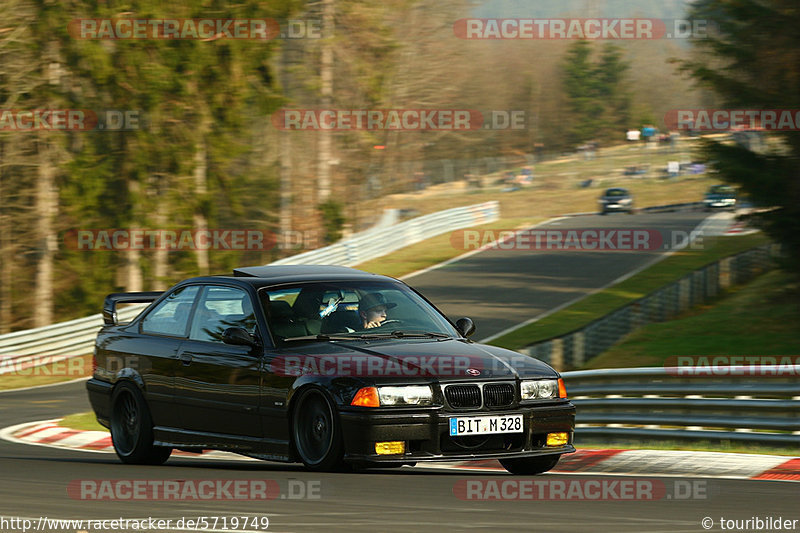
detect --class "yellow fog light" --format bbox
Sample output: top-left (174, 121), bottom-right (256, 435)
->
top-left (546, 432), bottom-right (569, 446)
top-left (375, 441), bottom-right (405, 455)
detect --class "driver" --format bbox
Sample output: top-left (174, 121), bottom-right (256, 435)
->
top-left (358, 292), bottom-right (397, 329)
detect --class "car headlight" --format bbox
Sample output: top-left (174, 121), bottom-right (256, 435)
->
top-left (521, 379), bottom-right (559, 400)
top-left (378, 385), bottom-right (433, 406)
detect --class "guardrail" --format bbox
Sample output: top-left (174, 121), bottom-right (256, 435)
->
top-left (562, 366), bottom-right (800, 446)
top-left (521, 243), bottom-right (780, 371)
top-left (0, 305), bottom-right (145, 375)
top-left (0, 201), bottom-right (499, 373)
top-left (271, 201), bottom-right (498, 267)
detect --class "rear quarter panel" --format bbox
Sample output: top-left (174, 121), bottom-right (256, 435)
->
top-left (94, 326), bottom-right (181, 428)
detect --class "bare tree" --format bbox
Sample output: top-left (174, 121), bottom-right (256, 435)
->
top-left (192, 134), bottom-right (210, 276)
top-left (33, 133), bottom-right (58, 326)
top-left (317, 0), bottom-right (335, 204)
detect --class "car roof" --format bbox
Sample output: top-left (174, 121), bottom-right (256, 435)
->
top-left (604, 187), bottom-right (629, 193)
top-left (178, 265), bottom-right (394, 288)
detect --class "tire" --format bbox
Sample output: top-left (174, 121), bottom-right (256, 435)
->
top-left (292, 388), bottom-right (347, 472)
top-left (110, 382), bottom-right (172, 465)
top-left (499, 454), bottom-right (560, 475)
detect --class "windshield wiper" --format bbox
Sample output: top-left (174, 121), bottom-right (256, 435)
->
top-left (283, 331), bottom-right (452, 342)
top-left (359, 331), bottom-right (452, 339)
top-left (282, 334), bottom-right (358, 342)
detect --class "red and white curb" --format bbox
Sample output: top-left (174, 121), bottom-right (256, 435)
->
top-left (4, 419), bottom-right (798, 481)
top-left (0, 419), bottom-right (251, 461)
top-left (723, 219), bottom-right (757, 235)
top-left (437, 449), bottom-right (800, 482)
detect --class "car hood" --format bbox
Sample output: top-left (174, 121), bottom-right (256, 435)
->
top-left (272, 337), bottom-right (558, 382)
top-left (705, 193), bottom-right (735, 200)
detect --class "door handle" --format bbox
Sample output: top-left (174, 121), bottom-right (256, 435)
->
top-left (179, 353), bottom-right (193, 366)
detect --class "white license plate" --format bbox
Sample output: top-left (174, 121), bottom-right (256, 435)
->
top-left (449, 414), bottom-right (523, 436)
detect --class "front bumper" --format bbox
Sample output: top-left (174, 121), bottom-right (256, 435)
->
top-left (601, 203), bottom-right (631, 211)
top-left (705, 200), bottom-right (736, 208)
top-left (339, 401), bottom-right (575, 465)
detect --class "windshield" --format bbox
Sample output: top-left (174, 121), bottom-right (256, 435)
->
top-left (709, 185), bottom-right (735, 195)
top-left (259, 281), bottom-right (458, 344)
top-left (604, 189), bottom-right (628, 197)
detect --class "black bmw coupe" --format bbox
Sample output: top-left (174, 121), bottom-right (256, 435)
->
top-left (87, 265), bottom-right (575, 474)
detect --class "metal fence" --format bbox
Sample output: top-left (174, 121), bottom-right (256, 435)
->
top-left (562, 366), bottom-right (800, 446)
top-left (522, 244), bottom-right (780, 371)
top-left (0, 305), bottom-right (146, 375)
top-left (271, 201), bottom-right (498, 267)
top-left (0, 201), bottom-right (498, 372)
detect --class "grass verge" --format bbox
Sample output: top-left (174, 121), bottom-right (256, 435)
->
top-left (582, 268), bottom-right (800, 369)
top-left (0, 354), bottom-right (92, 391)
top-left (488, 233), bottom-right (771, 351)
top-left (59, 411), bottom-right (107, 432)
top-left (356, 217), bottom-right (542, 279)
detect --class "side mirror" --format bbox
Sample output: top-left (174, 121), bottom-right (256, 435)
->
top-left (222, 327), bottom-right (259, 348)
top-left (455, 317), bottom-right (476, 338)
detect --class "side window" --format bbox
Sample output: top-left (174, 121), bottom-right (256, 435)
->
top-left (189, 286), bottom-right (256, 343)
top-left (260, 288), bottom-right (305, 343)
top-left (141, 286), bottom-right (199, 337)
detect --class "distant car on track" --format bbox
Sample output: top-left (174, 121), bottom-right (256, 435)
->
top-left (87, 265), bottom-right (575, 474)
top-left (599, 187), bottom-right (634, 214)
top-left (704, 184), bottom-right (737, 211)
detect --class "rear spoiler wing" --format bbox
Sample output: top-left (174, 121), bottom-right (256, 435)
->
top-left (103, 291), bottom-right (163, 325)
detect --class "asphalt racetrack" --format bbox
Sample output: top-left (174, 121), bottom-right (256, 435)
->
top-left (408, 210), bottom-right (711, 340)
top-left (0, 210), bottom-right (796, 532)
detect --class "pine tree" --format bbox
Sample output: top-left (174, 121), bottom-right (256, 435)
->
top-left (681, 0), bottom-right (800, 273)
top-left (562, 40), bottom-right (631, 146)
